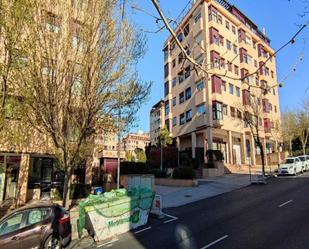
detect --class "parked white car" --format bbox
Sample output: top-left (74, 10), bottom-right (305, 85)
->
top-left (298, 156), bottom-right (309, 172)
top-left (278, 157), bottom-right (303, 175)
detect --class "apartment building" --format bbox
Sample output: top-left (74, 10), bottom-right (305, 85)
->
top-left (160, 0), bottom-right (281, 167)
top-left (123, 131), bottom-right (150, 152)
top-left (150, 100), bottom-right (165, 145)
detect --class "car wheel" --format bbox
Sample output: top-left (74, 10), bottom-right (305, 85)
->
top-left (294, 169), bottom-right (296, 176)
top-left (44, 235), bottom-right (63, 249)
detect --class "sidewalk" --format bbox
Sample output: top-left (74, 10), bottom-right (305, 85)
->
top-left (154, 174), bottom-right (252, 208)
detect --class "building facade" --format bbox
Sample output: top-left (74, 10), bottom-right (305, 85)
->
top-left (160, 0), bottom-right (282, 167)
top-left (150, 100), bottom-right (165, 145)
top-left (123, 132), bottom-right (150, 152)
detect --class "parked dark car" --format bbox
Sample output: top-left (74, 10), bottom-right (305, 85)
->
top-left (0, 202), bottom-right (71, 249)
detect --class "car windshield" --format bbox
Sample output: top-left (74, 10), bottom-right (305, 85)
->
top-left (299, 157), bottom-right (305, 161)
top-left (285, 159), bottom-right (294, 164)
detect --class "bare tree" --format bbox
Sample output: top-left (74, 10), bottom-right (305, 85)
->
top-left (2, 0), bottom-right (150, 208)
top-left (295, 108), bottom-right (309, 155)
top-left (281, 110), bottom-right (297, 153)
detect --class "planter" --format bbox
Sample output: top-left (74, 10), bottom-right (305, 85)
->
top-left (202, 161), bottom-right (224, 178)
top-left (155, 178), bottom-right (198, 187)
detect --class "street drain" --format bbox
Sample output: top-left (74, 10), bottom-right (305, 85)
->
top-left (184, 195), bottom-right (192, 198)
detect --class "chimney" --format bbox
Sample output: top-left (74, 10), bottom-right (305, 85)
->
top-left (262, 27), bottom-right (266, 35)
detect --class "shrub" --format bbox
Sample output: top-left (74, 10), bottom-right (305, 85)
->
top-left (148, 168), bottom-right (169, 178)
top-left (173, 167), bottom-right (195, 179)
top-left (120, 162), bottom-right (149, 175)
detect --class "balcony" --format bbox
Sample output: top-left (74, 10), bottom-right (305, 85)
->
top-left (213, 119), bottom-right (224, 128)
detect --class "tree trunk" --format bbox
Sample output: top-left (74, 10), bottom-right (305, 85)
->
top-left (303, 144), bottom-right (306, 156)
top-left (259, 143), bottom-right (265, 178)
top-left (289, 139), bottom-right (292, 155)
top-left (160, 143), bottom-right (163, 171)
top-left (62, 169), bottom-right (72, 210)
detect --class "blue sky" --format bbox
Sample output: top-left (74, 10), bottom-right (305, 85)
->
top-left (129, 0), bottom-right (309, 132)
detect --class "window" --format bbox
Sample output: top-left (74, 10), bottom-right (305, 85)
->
top-left (253, 41), bottom-right (257, 50)
top-left (179, 92), bottom-right (185, 104)
top-left (271, 70), bottom-right (274, 78)
top-left (178, 70), bottom-right (185, 83)
top-left (173, 97), bottom-right (176, 106)
top-left (184, 24), bottom-right (190, 37)
top-left (164, 46), bottom-right (169, 61)
top-left (196, 54), bottom-right (204, 65)
top-left (186, 109), bottom-right (192, 122)
top-left (164, 81), bottom-right (169, 97)
top-left (275, 105), bottom-right (277, 113)
top-left (273, 88), bottom-right (276, 95)
top-left (232, 26), bottom-right (236, 34)
top-left (213, 101), bottom-right (223, 120)
top-left (237, 110), bottom-right (242, 119)
top-left (223, 104), bottom-right (228, 115)
top-left (233, 44), bottom-right (238, 55)
top-left (185, 87), bottom-right (191, 100)
top-left (194, 11), bottom-right (202, 23)
top-left (0, 212), bottom-right (25, 235)
top-left (170, 42), bottom-right (176, 52)
top-left (172, 59), bottom-right (176, 68)
top-left (180, 113), bottom-right (185, 125)
top-left (221, 81), bottom-right (226, 92)
top-left (45, 12), bottom-right (61, 33)
top-left (227, 62), bottom-right (232, 72)
top-left (229, 83), bottom-right (234, 94)
top-left (234, 65), bottom-right (239, 75)
top-left (195, 32), bottom-right (203, 46)
top-left (164, 100), bottom-right (169, 115)
top-left (226, 40), bottom-right (231, 50)
top-left (164, 63), bottom-right (169, 78)
top-left (178, 53), bottom-right (184, 64)
top-left (225, 20), bottom-right (230, 30)
top-left (173, 117), bottom-right (177, 127)
top-left (197, 104), bottom-right (206, 115)
top-left (177, 33), bottom-right (183, 42)
top-left (172, 78), bottom-right (177, 87)
top-left (185, 66), bottom-right (191, 79)
top-left (230, 106), bottom-right (236, 117)
top-left (26, 208), bottom-right (52, 226)
top-left (235, 87), bottom-right (240, 97)
top-left (196, 80), bottom-right (204, 91)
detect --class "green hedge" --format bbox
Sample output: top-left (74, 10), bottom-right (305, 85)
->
top-left (120, 162), bottom-right (150, 175)
top-left (173, 167), bottom-right (195, 179)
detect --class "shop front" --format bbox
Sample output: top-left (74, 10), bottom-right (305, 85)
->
top-left (0, 154), bottom-right (21, 202)
top-left (27, 156), bottom-right (64, 202)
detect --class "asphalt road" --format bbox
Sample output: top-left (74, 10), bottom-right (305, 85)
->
top-left (88, 172), bottom-right (309, 249)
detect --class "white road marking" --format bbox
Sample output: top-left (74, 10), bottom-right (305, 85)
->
top-left (164, 217), bottom-right (178, 224)
top-left (278, 199), bottom-right (293, 208)
top-left (162, 212), bottom-right (178, 224)
top-left (97, 238), bottom-right (119, 248)
top-left (134, 226), bottom-right (152, 234)
top-left (200, 235), bottom-right (229, 249)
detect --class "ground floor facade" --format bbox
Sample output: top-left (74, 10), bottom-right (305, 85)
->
top-left (176, 128), bottom-right (283, 170)
top-left (0, 153), bottom-right (63, 205)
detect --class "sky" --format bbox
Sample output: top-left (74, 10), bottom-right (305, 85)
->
top-left (128, 0), bottom-right (309, 133)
